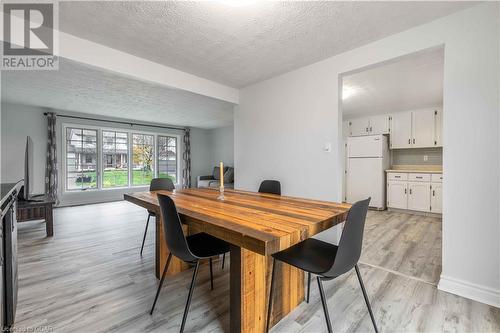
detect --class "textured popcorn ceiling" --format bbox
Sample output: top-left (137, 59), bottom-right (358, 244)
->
top-left (59, 1), bottom-right (474, 87)
top-left (2, 59), bottom-right (234, 129)
top-left (342, 47), bottom-right (444, 118)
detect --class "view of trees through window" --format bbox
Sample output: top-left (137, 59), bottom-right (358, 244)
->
top-left (132, 134), bottom-right (155, 186)
top-left (65, 126), bottom-right (178, 191)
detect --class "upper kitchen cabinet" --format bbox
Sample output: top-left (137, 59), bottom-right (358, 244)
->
top-left (369, 114), bottom-right (391, 135)
top-left (412, 109), bottom-right (435, 148)
top-left (342, 120), bottom-right (350, 139)
top-left (390, 111), bottom-right (412, 149)
top-left (435, 109), bottom-right (443, 147)
top-left (390, 108), bottom-right (443, 149)
top-left (349, 118), bottom-right (370, 136)
top-left (348, 114), bottom-right (390, 137)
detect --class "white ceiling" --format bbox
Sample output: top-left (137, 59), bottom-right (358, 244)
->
top-left (1, 59), bottom-right (234, 129)
top-left (342, 47), bottom-right (444, 119)
top-left (58, 1), bottom-right (474, 88)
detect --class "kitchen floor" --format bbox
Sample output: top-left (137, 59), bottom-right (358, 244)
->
top-left (360, 210), bottom-right (442, 285)
top-left (13, 202), bottom-right (499, 333)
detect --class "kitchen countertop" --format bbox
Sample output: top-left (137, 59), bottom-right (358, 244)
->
top-left (385, 169), bottom-right (442, 174)
top-left (385, 165), bottom-right (442, 174)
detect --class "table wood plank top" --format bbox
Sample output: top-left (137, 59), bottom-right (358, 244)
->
top-left (124, 188), bottom-right (351, 256)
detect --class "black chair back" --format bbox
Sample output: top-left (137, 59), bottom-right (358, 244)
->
top-left (157, 194), bottom-right (197, 263)
top-left (258, 180), bottom-right (281, 195)
top-left (326, 197), bottom-right (370, 278)
top-left (150, 178), bottom-right (175, 191)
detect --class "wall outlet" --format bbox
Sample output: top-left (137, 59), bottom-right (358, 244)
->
top-left (423, 155), bottom-right (428, 161)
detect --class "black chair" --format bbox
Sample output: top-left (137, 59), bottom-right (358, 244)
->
top-left (266, 198), bottom-right (378, 333)
top-left (150, 194), bottom-right (230, 333)
top-left (140, 178), bottom-right (175, 256)
top-left (259, 180), bottom-right (281, 195)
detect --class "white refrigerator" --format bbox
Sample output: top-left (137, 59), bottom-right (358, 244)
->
top-left (346, 134), bottom-right (390, 210)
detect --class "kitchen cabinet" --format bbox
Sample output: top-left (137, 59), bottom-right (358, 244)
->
top-left (342, 120), bottom-right (350, 139)
top-left (390, 108), bottom-right (443, 149)
top-left (386, 171), bottom-right (442, 214)
top-left (387, 181), bottom-right (408, 209)
top-left (369, 114), bottom-right (390, 135)
top-left (348, 114), bottom-right (390, 137)
top-left (408, 182), bottom-right (431, 212)
top-left (349, 118), bottom-right (370, 136)
top-left (430, 183), bottom-right (442, 214)
top-left (390, 111), bottom-right (412, 148)
top-left (435, 109), bottom-right (443, 147)
top-left (412, 109), bottom-right (435, 148)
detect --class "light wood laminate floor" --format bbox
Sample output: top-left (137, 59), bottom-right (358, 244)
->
top-left (14, 201), bottom-right (500, 333)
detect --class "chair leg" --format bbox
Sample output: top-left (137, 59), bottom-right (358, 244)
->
top-left (221, 253), bottom-right (226, 270)
top-left (317, 277), bottom-right (333, 333)
top-left (306, 272), bottom-right (311, 303)
top-left (209, 258), bottom-right (214, 290)
top-left (150, 253), bottom-right (172, 315)
top-left (180, 261), bottom-right (200, 333)
top-left (355, 265), bottom-right (378, 333)
top-left (265, 258), bottom-right (277, 333)
top-left (140, 214), bottom-right (151, 256)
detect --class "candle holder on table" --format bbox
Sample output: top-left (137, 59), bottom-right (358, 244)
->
top-left (217, 185), bottom-right (225, 201)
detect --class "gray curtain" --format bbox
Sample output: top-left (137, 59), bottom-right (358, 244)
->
top-left (182, 128), bottom-right (191, 188)
top-left (45, 112), bottom-right (59, 203)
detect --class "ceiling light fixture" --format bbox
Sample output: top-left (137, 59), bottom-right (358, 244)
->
top-left (219, 0), bottom-right (256, 7)
top-left (342, 85), bottom-right (358, 100)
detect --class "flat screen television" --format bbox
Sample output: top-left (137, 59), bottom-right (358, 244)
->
top-left (23, 136), bottom-right (34, 200)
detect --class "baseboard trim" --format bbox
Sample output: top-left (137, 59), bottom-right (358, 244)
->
top-left (438, 275), bottom-right (500, 308)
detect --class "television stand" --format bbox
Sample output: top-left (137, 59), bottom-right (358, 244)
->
top-left (17, 196), bottom-right (54, 237)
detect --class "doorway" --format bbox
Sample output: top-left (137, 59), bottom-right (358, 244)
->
top-left (339, 46), bottom-right (444, 285)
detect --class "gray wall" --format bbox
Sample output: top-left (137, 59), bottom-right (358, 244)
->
top-left (209, 125), bottom-right (234, 167)
top-left (392, 147), bottom-right (442, 166)
top-left (1, 103), bottom-right (47, 194)
top-left (0, 102), bottom-right (234, 205)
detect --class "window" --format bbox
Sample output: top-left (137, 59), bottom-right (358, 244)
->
top-left (132, 134), bottom-right (154, 186)
top-left (64, 125), bottom-right (179, 191)
top-left (66, 128), bottom-right (97, 190)
top-left (158, 136), bottom-right (177, 183)
top-left (102, 131), bottom-right (129, 188)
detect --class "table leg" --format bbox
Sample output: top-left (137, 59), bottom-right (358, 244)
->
top-left (230, 245), bottom-right (304, 333)
top-left (45, 204), bottom-right (53, 237)
top-left (155, 213), bottom-right (188, 279)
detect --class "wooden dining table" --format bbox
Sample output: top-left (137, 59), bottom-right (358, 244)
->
top-left (124, 187), bottom-right (350, 333)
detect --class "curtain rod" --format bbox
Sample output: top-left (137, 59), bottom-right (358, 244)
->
top-left (43, 113), bottom-right (188, 131)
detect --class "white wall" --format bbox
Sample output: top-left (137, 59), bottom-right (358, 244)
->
top-left (0, 102), bottom-right (232, 206)
top-left (235, 3), bottom-right (499, 307)
top-left (1, 103), bottom-right (47, 194)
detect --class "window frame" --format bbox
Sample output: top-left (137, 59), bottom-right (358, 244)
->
top-left (102, 130), bottom-right (130, 189)
top-left (62, 123), bottom-right (181, 193)
top-left (64, 126), bottom-right (99, 191)
top-left (157, 135), bottom-right (178, 184)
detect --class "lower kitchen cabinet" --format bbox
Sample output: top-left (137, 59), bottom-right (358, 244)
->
top-left (430, 183), bottom-right (442, 214)
top-left (387, 181), bottom-right (407, 209)
top-left (408, 182), bottom-right (431, 212)
top-left (387, 171), bottom-right (442, 214)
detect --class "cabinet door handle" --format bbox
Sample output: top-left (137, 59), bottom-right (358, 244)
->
top-left (366, 127), bottom-right (369, 132)
top-left (404, 188), bottom-right (407, 194)
top-left (408, 138), bottom-right (411, 144)
top-left (409, 189), bottom-right (412, 195)
top-left (416, 176), bottom-right (423, 179)
top-left (433, 190), bottom-right (435, 196)
top-left (370, 126), bottom-right (372, 132)
top-left (413, 138), bottom-right (416, 144)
